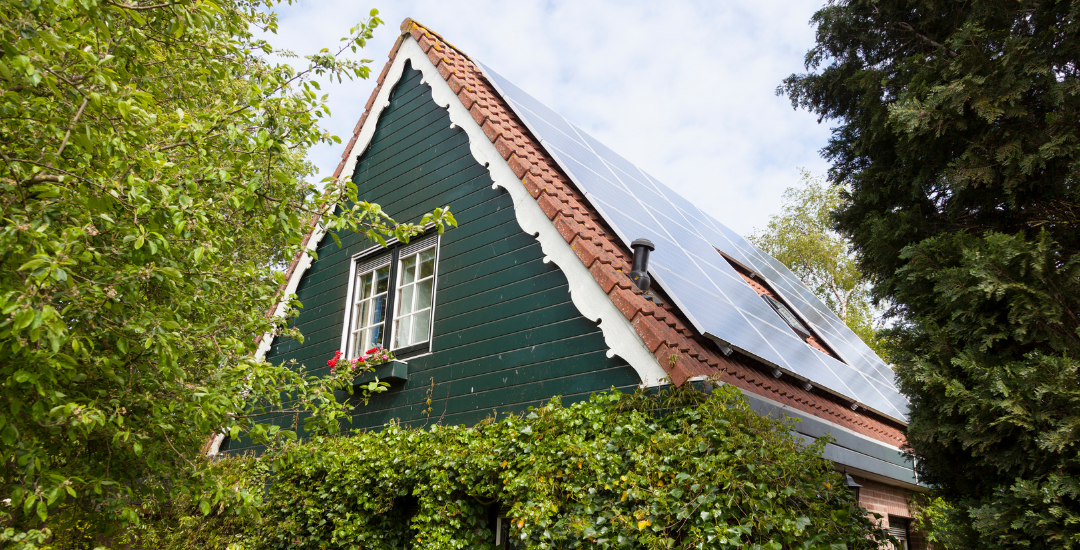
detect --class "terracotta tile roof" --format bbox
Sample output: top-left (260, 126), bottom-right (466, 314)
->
top-left (320, 18), bottom-right (907, 448)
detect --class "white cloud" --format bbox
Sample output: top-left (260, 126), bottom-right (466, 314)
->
top-left (264, 0), bottom-right (832, 236)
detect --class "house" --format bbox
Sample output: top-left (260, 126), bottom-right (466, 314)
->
top-left (217, 18), bottom-right (925, 548)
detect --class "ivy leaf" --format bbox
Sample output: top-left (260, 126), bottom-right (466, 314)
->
top-left (0, 424), bottom-right (17, 446)
top-left (795, 516), bottom-right (811, 531)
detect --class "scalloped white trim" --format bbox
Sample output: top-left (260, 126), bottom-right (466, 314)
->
top-left (396, 38), bottom-right (667, 386)
top-left (256, 36), bottom-right (667, 387)
top-left (205, 432), bottom-right (226, 457)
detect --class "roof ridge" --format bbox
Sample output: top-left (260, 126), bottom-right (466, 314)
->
top-left (399, 18), bottom-right (474, 63)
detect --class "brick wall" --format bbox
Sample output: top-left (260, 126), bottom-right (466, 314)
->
top-left (855, 476), bottom-right (927, 550)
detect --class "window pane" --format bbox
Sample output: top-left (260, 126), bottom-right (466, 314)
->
top-left (350, 330), bottom-right (363, 358)
top-left (401, 254), bottom-right (418, 285)
top-left (354, 300), bottom-right (369, 329)
top-left (368, 324), bottom-right (383, 349)
top-left (419, 248), bottom-right (436, 279)
top-left (412, 312), bottom-right (430, 344)
top-left (764, 295), bottom-right (808, 333)
top-left (372, 295), bottom-right (387, 324)
top-left (358, 271), bottom-right (373, 300)
top-left (375, 266), bottom-right (390, 294)
top-left (357, 327), bottom-right (374, 357)
top-left (349, 256), bottom-right (392, 358)
top-left (394, 315), bottom-right (413, 349)
top-left (416, 279), bottom-right (433, 311)
top-left (398, 284), bottom-right (415, 316)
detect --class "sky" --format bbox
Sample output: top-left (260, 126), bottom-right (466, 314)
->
top-left (265, 0), bottom-right (834, 237)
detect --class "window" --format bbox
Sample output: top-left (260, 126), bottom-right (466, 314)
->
top-left (348, 256), bottom-right (391, 358)
top-left (887, 516), bottom-right (910, 550)
top-left (495, 515), bottom-right (523, 549)
top-left (392, 244), bottom-right (437, 349)
top-left (343, 235), bottom-right (440, 359)
top-left (717, 250), bottom-right (843, 361)
top-left (761, 294), bottom-right (811, 340)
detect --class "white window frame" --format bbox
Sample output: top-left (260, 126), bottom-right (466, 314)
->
top-left (345, 254), bottom-right (393, 359)
top-left (339, 234), bottom-right (441, 360)
top-left (389, 238), bottom-right (439, 351)
top-left (495, 515), bottom-right (522, 549)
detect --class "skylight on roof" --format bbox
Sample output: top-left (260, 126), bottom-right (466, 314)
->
top-left (762, 295), bottom-right (810, 339)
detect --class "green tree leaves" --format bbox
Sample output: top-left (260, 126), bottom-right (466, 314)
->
top-left (747, 170), bottom-right (887, 358)
top-left (0, 0), bottom-right (449, 546)
top-left (782, 1), bottom-right (1080, 547)
top-left (142, 386), bottom-right (889, 550)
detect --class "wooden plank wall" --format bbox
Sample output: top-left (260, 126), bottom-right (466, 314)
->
top-left (224, 62), bottom-right (639, 454)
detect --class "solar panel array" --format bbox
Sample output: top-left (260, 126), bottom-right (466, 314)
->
top-left (478, 61), bottom-right (909, 421)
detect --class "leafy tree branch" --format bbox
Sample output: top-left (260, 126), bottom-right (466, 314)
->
top-left (0, 0), bottom-right (454, 545)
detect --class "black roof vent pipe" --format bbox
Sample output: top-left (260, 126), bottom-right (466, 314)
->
top-left (628, 238), bottom-right (655, 292)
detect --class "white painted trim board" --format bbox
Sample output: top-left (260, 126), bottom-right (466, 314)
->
top-left (253, 36), bottom-right (669, 387)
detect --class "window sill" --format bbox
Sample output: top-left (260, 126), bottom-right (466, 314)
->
top-left (352, 360), bottom-right (409, 385)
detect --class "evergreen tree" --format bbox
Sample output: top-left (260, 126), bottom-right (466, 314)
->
top-left (782, 1), bottom-right (1079, 547)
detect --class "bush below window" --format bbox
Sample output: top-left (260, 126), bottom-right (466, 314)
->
top-left (140, 384), bottom-right (890, 550)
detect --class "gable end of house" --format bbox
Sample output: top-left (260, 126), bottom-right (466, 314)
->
top-left (226, 20), bottom-right (922, 508)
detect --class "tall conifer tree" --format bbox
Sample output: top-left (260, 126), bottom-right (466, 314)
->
top-left (782, 1), bottom-right (1079, 547)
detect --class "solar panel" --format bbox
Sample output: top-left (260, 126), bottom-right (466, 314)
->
top-left (477, 62), bottom-right (909, 421)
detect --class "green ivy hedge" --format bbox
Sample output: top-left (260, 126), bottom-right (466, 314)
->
top-left (144, 385), bottom-right (889, 549)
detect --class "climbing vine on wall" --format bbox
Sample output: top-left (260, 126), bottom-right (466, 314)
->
top-left (143, 385), bottom-right (890, 549)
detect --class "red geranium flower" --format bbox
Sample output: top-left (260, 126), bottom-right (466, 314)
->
top-left (327, 350), bottom-right (343, 368)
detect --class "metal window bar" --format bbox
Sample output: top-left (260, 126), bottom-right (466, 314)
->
top-left (399, 235), bottom-right (438, 257)
top-left (887, 517), bottom-right (910, 550)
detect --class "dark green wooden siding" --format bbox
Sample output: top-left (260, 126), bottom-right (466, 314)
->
top-left (225, 63), bottom-right (638, 454)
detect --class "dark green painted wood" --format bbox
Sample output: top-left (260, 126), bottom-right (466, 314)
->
top-left (225, 62), bottom-right (637, 455)
top-left (436, 271), bottom-right (569, 320)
